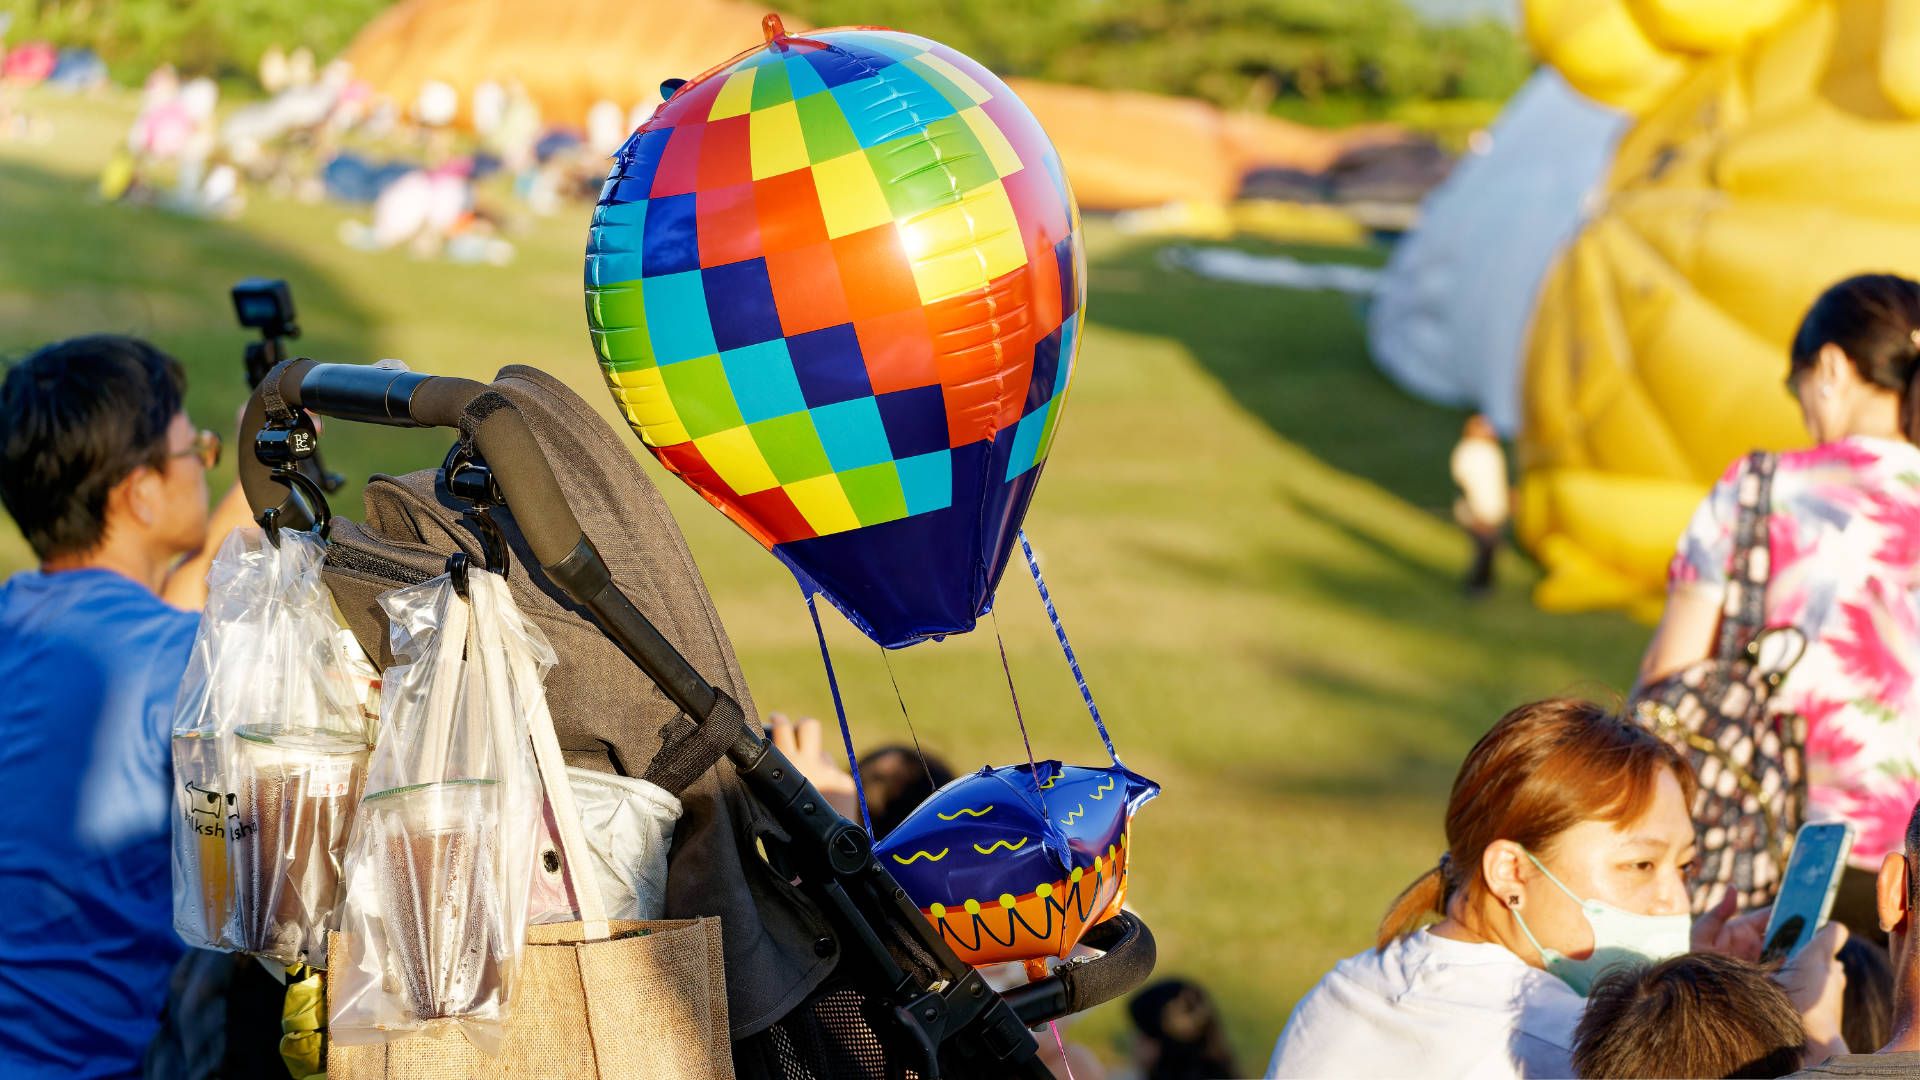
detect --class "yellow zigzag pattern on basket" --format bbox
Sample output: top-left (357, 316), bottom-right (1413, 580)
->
top-left (1087, 777), bottom-right (1115, 801)
top-left (892, 847), bottom-right (950, 865)
top-left (927, 838), bottom-right (1129, 955)
top-left (1059, 804), bottom-right (1085, 827)
top-left (937, 805), bottom-right (995, 820)
top-left (972, 838), bottom-right (1029, 856)
top-left (1036, 773), bottom-right (1060, 790)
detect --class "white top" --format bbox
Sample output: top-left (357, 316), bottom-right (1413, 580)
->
top-left (1267, 929), bottom-right (1584, 1079)
top-left (1451, 437), bottom-right (1510, 528)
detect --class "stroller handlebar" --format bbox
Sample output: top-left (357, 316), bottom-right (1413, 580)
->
top-left (239, 360), bottom-right (724, 721)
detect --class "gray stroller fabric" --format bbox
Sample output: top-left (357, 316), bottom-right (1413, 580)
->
top-left (319, 364), bottom-right (834, 1038)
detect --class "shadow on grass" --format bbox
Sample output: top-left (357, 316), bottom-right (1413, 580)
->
top-left (1084, 234), bottom-right (1466, 511)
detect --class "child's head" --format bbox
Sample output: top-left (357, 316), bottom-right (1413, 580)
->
top-left (857, 745), bottom-right (954, 840)
top-left (1573, 952), bottom-right (1805, 1078)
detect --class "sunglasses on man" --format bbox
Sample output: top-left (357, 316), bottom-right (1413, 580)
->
top-left (167, 429), bottom-right (223, 471)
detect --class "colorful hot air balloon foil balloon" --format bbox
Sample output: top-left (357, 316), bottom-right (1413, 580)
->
top-left (584, 22), bottom-right (1085, 648)
top-left (873, 761), bottom-right (1157, 967)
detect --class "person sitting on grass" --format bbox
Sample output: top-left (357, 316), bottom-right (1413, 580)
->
top-left (1266, 698), bottom-right (1848, 1079)
top-left (0, 335), bottom-right (252, 1079)
top-left (1792, 797), bottom-right (1920, 1075)
top-left (1128, 977), bottom-right (1239, 1080)
top-left (1573, 951), bottom-right (1828, 1078)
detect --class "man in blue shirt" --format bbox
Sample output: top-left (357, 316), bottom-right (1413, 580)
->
top-left (0, 335), bottom-right (251, 1079)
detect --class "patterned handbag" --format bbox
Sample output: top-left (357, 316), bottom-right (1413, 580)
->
top-left (1630, 451), bottom-right (1809, 914)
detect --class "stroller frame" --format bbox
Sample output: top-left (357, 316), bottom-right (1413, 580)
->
top-left (239, 359), bottom-right (1155, 1079)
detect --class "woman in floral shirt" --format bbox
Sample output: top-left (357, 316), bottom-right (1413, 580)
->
top-left (1642, 273), bottom-right (1920, 932)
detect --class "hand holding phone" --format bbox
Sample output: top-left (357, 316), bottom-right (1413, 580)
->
top-left (1760, 822), bottom-right (1855, 965)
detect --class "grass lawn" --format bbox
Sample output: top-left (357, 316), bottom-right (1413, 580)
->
top-left (0, 88), bottom-right (1650, 1068)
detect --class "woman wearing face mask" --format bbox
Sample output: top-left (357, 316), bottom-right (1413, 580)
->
top-left (1642, 273), bottom-right (1920, 936)
top-left (1265, 699), bottom-right (1848, 1078)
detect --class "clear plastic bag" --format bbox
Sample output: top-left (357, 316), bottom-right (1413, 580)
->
top-left (328, 569), bottom-right (547, 1053)
top-left (170, 527), bottom-right (377, 966)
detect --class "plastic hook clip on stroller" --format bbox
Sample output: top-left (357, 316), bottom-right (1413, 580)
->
top-left (440, 441), bottom-right (513, 601)
top-left (252, 412), bottom-right (331, 546)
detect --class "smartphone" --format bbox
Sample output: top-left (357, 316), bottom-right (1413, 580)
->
top-left (1760, 822), bottom-right (1856, 964)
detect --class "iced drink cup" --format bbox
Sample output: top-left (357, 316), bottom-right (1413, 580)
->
top-left (172, 731), bottom-right (237, 948)
top-left (361, 779), bottom-right (503, 1020)
top-left (231, 726), bottom-right (370, 965)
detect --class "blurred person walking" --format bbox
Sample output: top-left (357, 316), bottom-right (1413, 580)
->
top-left (0, 336), bottom-right (250, 1078)
top-left (1451, 413), bottom-right (1508, 595)
top-left (1641, 274), bottom-right (1920, 935)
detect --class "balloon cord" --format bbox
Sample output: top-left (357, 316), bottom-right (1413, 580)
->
top-left (993, 610), bottom-right (1050, 821)
top-left (1049, 1020), bottom-right (1075, 1080)
top-left (808, 593), bottom-right (873, 837)
top-left (881, 649), bottom-right (938, 795)
top-left (1019, 529), bottom-right (1123, 768)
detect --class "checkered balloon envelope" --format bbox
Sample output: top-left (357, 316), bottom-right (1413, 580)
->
top-left (585, 17), bottom-right (1085, 649)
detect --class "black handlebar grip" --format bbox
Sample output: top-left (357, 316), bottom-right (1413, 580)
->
top-left (1001, 912), bottom-right (1156, 1027)
top-left (1058, 911), bottom-right (1155, 1014)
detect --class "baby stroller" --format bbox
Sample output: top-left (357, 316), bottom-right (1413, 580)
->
top-left (237, 357), bottom-right (1156, 1079)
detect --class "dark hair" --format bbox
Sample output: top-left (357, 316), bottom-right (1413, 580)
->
top-left (1378, 698), bottom-right (1695, 947)
top-left (1905, 796), bottom-right (1920, 911)
top-left (1790, 273), bottom-right (1920, 445)
top-left (1839, 936), bottom-right (1894, 1055)
top-left (0, 335), bottom-right (187, 559)
top-left (1573, 952), bottom-right (1807, 1078)
top-left (1126, 978), bottom-right (1237, 1080)
top-left (857, 745), bottom-right (955, 840)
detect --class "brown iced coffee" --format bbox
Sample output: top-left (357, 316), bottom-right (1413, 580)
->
top-left (362, 779), bottom-right (504, 1020)
top-left (231, 726), bottom-right (370, 965)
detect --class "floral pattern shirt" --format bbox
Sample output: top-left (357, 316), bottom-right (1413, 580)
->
top-left (1672, 436), bottom-right (1920, 868)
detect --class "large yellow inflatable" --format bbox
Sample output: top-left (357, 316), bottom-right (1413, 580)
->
top-left (1518, 0), bottom-right (1920, 619)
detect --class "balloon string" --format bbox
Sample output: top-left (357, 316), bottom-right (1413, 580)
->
top-left (993, 610), bottom-right (1049, 821)
top-left (1049, 1020), bottom-right (1075, 1080)
top-left (1019, 529), bottom-right (1123, 768)
top-left (882, 648), bottom-right (938, 796)
top-left (808, 593), bottom-right (873, 838)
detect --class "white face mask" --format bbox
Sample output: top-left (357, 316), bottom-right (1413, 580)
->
top-left (1509, 850), bottom-right (1692, 996)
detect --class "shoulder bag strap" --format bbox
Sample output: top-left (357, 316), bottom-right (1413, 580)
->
top-left (1713, 451), bottom-right (1777, 663)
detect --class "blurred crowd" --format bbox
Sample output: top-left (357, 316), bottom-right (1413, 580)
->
top-left (97, 46), bottom-right (659, 265)
top-left (1, 19), bottom-right (653, 267)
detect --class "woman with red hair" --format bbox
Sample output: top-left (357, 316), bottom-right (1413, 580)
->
top-left (1266, 699), bottom-right (1848, 1077)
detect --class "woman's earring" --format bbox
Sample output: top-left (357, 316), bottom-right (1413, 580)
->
top-left (1508, 896), bottom-right (1520, 908)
